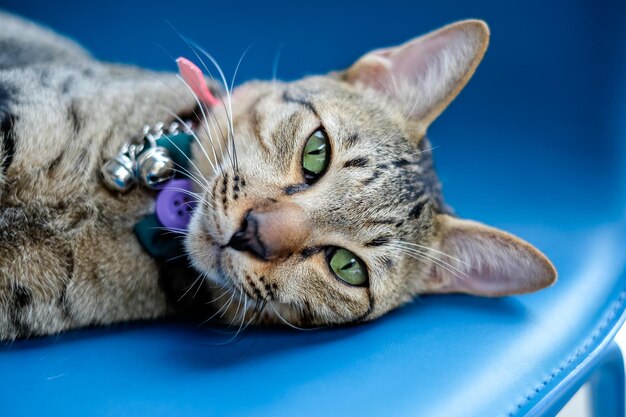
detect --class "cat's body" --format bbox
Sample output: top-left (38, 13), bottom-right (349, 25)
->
top-left (0, 13), bottom-right (202, 339)
top-left (0, 13), bottom-right (556, 340)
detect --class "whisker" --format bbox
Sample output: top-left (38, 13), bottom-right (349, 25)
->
top-left (270, 303), bottom-right (319, 331)
top-left (184, 69), bottom-right (234, 172)
top-left (220, 289), bottom-right (237, 319)
top-left (147, 73), bottom-right (226, 170)
top-left (165, 22), bottom-right (232, 124)
top-left (166, 253), bottom-right (190, 262)
top-left (169, 50), bottom-right (232, 171)
top-left (271, 43), bottom-right (285, 82)
top-left (189, 43), bottom-right (233, 134)
top-left (226, 44), bottom-right (255, 173)
top-left (155, 104), bottom-right (223, 176)
top-left (236, 299), bottom-right (267, 334)
top-left (208, 299), bottom-right (267, 346)
top-left (389, 241), bottom-right (463, 271)
top-left (177, 275), bottom-right (202, 302)
top-left (158, 185), bottom-right (202, 200)
top-left (395, 240), bottom-right (470, 266)
top-left (161, 128), bottom-right (216, 186)
top-left (198, 289), bottom-right (235, 326)
top-left (169, 79), bottom-right (224, 174)
top-left (201, 101), bottom-right (230, 173)
top-left (164, 155), bottom-right (212, 192)
top-left (216, 294), bottom-right (255, 343)
top-left (156, 185), bottom-right (212, 210)
top-left (155, 226), bottom-right (188, 234)
top-left (187, 42), bottom-right (238, 172)
top-left (172, 35), bottom-right (235, 161)
top-left (154, 34), bottom-right (236, 179)
top-left (147, 228), bottom-right (188, 240)
top-left (398, 246), bottom-right (468, 277)
top-left (228, 291), bottom-right (244, 327)
top-left (205, 288), bottom-right (231, 305)
top-left (388, 243), bottom-right (467, 280)
top-left (191, 274), bottom-right (206, 299)
top-left (169, 167), bottom-right (212, 196)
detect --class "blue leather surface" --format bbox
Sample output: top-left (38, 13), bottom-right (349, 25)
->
top-left (3, 225), bottom-right (625, 417)
top-left (2, 0), bottom-right (626, 416)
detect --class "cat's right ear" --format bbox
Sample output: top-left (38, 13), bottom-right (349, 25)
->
top-left (342, 20), bottom-right (489, 131)
top-left (427, 214), bottom-right (557, 297)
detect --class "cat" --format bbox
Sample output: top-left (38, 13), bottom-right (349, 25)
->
top-left (0, 12), bottom-right (556, 340)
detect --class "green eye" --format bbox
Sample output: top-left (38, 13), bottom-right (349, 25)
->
top-left (328, 248), bottom-right (368, 286)
top-left (302, 129), bottom-right (329, 181)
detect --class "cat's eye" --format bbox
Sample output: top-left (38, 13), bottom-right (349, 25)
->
top-left (302, 129), bottom-right (330, 181)
top-left (328, 248), bottom-right (368, 286)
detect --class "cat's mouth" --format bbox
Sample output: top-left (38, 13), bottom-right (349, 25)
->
top-left (185, 200), bottom-right (250, 296)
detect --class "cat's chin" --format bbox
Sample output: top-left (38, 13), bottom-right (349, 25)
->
top-left (184, 209), bottom-right (248, 296)
top-left (184, 220), bottom-right (312, 327)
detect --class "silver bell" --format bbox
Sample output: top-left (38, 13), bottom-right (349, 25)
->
top-left (100, 154), bottom-right (135, 193)
top-left (136, 146), bottom-right (175, 189)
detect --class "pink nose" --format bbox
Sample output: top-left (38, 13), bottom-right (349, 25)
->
top-left (227, 201), bottom-right (311, 260)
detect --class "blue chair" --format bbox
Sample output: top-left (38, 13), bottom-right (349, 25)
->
top-left (2, 1), bottom-right (625, 416)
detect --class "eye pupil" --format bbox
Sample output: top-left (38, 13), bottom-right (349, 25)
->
top-left (341, 259), bottom-right (356, 271)
top-left (302, 129), bottom-right (330, 182)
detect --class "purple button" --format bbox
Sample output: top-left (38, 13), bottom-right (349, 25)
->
top-left (156, 179), bottom-right (196, 229)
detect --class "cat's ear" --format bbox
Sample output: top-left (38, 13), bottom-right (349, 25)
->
top-left (344, 20), bottom-right (489, 129)
top-left (428, 214), bottom-right (557, 296)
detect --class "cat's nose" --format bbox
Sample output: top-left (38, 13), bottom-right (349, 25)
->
top-left (228, 211), bottom-right (266, 259)
top-left (227, 201), bottom-right (311, 261)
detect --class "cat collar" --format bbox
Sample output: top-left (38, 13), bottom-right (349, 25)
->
top-left (100, 58), bottom-right (217, 259)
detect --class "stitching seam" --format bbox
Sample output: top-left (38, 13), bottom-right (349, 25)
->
top-left (506, 289), bottom-right (626, 417)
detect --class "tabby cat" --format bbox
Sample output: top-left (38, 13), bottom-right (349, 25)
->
top-left (0, 12), bottom-right (556, 340)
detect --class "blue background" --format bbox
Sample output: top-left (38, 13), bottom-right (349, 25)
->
top-left (1, 2), bottom-right (626, 416)
top-left (2, 0), bottom-right (625, 231)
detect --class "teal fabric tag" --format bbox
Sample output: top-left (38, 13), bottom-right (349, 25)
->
top-left (156, 133), bottom-right (194, 177)
top-left (134, 214), bottom-right (185, 259)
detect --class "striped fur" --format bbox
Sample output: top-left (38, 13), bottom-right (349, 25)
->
top-left (1, 14), bottom-right (555, 338)
top-left (0, 13), bottom-right (200, 339)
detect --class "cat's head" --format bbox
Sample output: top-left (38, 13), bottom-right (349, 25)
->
top-left (185, 20), bottom-right (557, 327)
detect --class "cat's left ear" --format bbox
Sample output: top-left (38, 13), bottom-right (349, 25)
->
top-left (343, 20), bottom-right (489, 130)
top-left (428, 214), bottom-right (557, 296)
